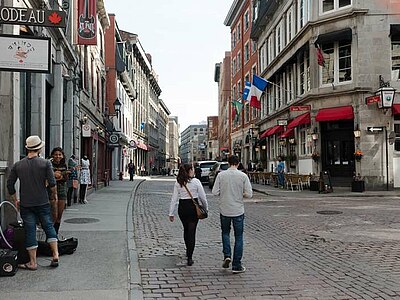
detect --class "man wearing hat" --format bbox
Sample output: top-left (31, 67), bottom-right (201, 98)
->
top-left (7, 135), bottom-right (60, 270)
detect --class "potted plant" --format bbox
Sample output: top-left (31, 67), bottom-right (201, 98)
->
top-left (311, 152), bottom-right (320, 162)
top-left (354, 149), bottom-right (363, 161)
top-left (352, 172), bottom-right (365, 192)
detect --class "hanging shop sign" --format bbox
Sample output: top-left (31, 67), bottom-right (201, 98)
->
top-left (82, 124), bottom-right (91, 137)
top-left (0, 34), bottom-right (50, 73)
top-left (77, 0), bottom-right (97, 45)
top-left (0, 6), bottom-right (66, 28)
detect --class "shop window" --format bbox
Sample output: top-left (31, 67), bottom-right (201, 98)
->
top-left (394, 116), bottom-right (400, 151)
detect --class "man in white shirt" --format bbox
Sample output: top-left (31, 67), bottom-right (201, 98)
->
top-left (212, 155), bottom-right (253, 274)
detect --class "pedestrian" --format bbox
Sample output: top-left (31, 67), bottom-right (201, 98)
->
top-left (6, 135), bottom-right (59, 270)
top-left (275, 156), bottom-right (285, 188)
top-left (67, 154), bottom-right (79, 206)
top-left (194, 163), bottom-right (202, 180)
top-left (79, 155), bottom-right (91, 204)
top-left (212, 155), bottom-right (252, 274)
top-left (168, 163), bottom-right (208, 266)
top-left (247, 160), bottom-right (253, 172)
top-left (127, 160), bottom-right (135, 181)
top-left (49, 147), bottom-right (69, 234)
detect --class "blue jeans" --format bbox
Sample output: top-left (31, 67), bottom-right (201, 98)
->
top-left (220, 214), bottom-right (244, 269)
top-left (20, 203), bottom-right (58, 250)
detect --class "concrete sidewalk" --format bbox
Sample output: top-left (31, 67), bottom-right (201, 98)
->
top-left (251, 180), bottom-right (400, 198)
top-left (0, 178), bottom-right (145, 300)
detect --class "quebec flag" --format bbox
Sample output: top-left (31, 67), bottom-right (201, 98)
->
top-left (242, 81), bottom-right (251, 101)
top-left (250, 75), bottom-right (268, 110)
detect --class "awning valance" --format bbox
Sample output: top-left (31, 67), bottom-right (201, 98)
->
top-left (260, 125), bottom-right (284, 139)
top-left (137, 143), bottom-right (148, 151)
top-left (280, 128), bottom-right (295, 138)
top-left (392, 104), bottom-right (400, 115)
top-left (315, 105), bottom-right (354, 122)
top-left (287, 112), bottom-right (311, 129)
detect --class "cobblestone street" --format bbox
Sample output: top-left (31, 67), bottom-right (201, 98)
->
top-left (133, 178), bottom-right (400, 300)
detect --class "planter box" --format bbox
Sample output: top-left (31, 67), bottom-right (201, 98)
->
top-left (352, 180), bottom-right (365, 192)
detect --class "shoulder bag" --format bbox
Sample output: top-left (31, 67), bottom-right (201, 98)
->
top-left (183, 184), bottom-right (208, 219)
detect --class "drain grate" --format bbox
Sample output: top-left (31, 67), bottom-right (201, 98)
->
top-left (316, 210), bottom-right (343, 215)
top-left (64, 218), bottom-right (100, 224)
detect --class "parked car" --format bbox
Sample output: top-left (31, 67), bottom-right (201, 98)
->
top-left (208, 162), bottom-right (229, 188)
top-left (197, 160), bottom-right (217, 183)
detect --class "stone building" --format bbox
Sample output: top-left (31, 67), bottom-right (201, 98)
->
top-left (168, 116), bottom-right (180, 170)
top-left (207, 116), bottom-right (219, 161)
top-left (180, 125), bottom-right (208, 164)
top-left (251, 0), bottom-right (400, 189)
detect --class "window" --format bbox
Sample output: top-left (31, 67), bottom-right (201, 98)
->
top-left (394, 115), bottom-right (400, 151)
top-left (276, 26), bottom-right (282, 54)
top-left (321, 41), bottom-right (352, 85)
top-left (232, 58), bottom-right (237, 74)
top-left (259, 43), bottom-right (266, 72)
top-left (244, 43), bottom-right (250, 63)
top-left (286, 7), bottom-right (294, 44)
top-left (269, 138), bottom-right (276, 161)
top-left (244, 10), bottom-right (250, 31)
top-left (391, 29), bottom-right (400, 80)
top-left (252, 40), bottom-right (257, 54)
top-left (237, 52), bottom-right (241, 71)
top-left (299, 125), bottom-right (311, 155)
top-left (237, 23), bottom-right (241, 41)
top-left (321, 0), bottom-right (351, 13)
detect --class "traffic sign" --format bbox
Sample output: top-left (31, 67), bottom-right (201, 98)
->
top-left (366, 126), bottom-right (385, 133)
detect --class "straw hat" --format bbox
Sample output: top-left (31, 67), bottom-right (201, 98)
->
top-left (25, 135), bottom-right (45, 151)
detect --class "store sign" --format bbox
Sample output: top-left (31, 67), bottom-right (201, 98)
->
top-left (365, 95), bottom-right (380, 105)
top-left (77, 0), bottom-right (97, 45)
top-left (0, 6), bottom-right (66, 27)
top-left (0, 35), bottom-right (50, 73)
top-left (277, 119), bottom-right (287, 126)
top-left (82, 124), bottom-right (91, 137)
top-left (290, 105), bottom-right (311, 111)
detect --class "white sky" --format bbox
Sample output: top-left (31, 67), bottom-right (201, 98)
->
top-left (103, 0), bottom-right (232, 133)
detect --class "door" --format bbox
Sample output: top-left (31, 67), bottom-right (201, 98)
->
top-left (321, 121), bottom-right (355, 178)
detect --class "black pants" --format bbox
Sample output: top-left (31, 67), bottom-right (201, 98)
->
top-left (67, 187), bottom-right (78, 206)
top-left (178, 199), bottom-right (199, 260)
top-left (79, 184), bottom-right (88, 202)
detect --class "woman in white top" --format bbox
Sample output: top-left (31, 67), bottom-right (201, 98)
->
top-left (169, 164), bottom-right (208, 266)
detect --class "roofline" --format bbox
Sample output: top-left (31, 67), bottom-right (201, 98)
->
top-left (224, 0), bottom-right (244, 26)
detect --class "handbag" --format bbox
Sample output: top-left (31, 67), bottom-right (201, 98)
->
top-left (183, 184), bottom-right (208, 219)
top-left (37, 237), bottom-right (78, 256)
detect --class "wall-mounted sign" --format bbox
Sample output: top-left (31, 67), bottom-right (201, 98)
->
top-left (82, 124), bottom-right (91, 137)
top-left (0, 6), bottom-right (66, 27)
top-left (0, 34), bottom-right (50, 73)
top-left (365, 95), bottom-right (380, 105)
top-left (109, 134), bottom-right (119, 144)
top-left (367, 126), bottom-right (385, 133)
top-left (77, 0), bottom-right (97, 45)
top-left (129, 140), bottom-right (137, 149)
top-left (290, 105), bottom-right (311, 111)
top-left (277, 119), bottom-right (287, 126)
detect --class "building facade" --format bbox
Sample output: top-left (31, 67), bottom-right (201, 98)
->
top-left (180, 125), bottom-right (208, 164)
top-left (252, 0), bottom-right (400, 189)
top-left (168, 116), bottom-right (180, 170)
top-left (214, 51), bottom-right (232, 160)
top-left (225, 0), bottom-right (259, 167)
top-left (207, 116), bottom-right (219, 160)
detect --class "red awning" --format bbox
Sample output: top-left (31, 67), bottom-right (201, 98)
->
top-left (280, 128), bottom-right (295, 138)
top-left (287, 112), bottom-right (311, 129)
top-left (392, 104), bottom-right (400, 115)
top-left (315, 105), bottom-right (354, 122)
top-left (260, 125), bottom-right (284, 139)
top-left (137, 143), bottom-right (148, 151)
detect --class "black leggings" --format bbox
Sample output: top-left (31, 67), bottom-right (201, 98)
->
top-left (79, 184), bottom-right (88, 201)
top-left (178, 199), bottom-right (199, 259)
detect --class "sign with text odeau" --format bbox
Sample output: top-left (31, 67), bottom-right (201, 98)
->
top-left (0, 35), bottom-right (51, 73)
top-left (0, 6), bottom-right (67, 28)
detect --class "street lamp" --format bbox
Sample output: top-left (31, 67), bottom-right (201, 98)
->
top-left (113, 98), bottom-right (122, 115)
top-left (376, 75), bottom-right (396, 109)
top-left (353, 124), bottom-right (361, 138)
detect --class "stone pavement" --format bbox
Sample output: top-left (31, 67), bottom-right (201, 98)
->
top-left (1, 176), bottom-right (399, 300)
top-left (134, 177), bottom-right (400, 300)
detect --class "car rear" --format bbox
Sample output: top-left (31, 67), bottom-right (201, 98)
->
top-left (198, 161), bottom-right (217, 183)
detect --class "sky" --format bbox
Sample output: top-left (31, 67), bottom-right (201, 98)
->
top-left (103, 0), bottom-right (232, 133)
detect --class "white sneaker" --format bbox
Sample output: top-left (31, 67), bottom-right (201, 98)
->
top-left (222, 257), bottom-right (231, 268)
top-left (232, 266), bottom-right (246, 274)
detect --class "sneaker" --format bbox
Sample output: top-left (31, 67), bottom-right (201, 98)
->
top-left (232, 266), bottom-right (246, 274)
top-left (222, 257), bottom-right (231, 268)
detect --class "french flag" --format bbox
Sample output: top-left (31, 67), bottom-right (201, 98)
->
top-left (242, 81), bottom-right (251, 101)
top-left (250, 75), bottom-right (268, 109)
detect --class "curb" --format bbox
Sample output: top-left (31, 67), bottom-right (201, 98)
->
top-left (127, 179), bottom-right (146, 300)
